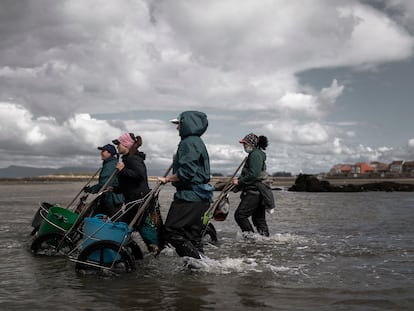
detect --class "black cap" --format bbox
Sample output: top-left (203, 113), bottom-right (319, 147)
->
top-left (97, 144), bottom-right (117, 156)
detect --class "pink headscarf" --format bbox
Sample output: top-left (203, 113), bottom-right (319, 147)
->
top-left (117, 133), bottom-right (135, 149)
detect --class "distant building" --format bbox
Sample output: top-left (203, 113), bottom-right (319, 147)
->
top-left (389, 160), bottom-right (404, 174)
top-left (329, 164), bottom-right (352, 176)
top-left (352, 162), bottom-right (374, 175)
top-left (403, 161), bottom-right (414, 177)
top-left (370, 161), bottom-right (389, 177)
top-left (370, 161), bottom-right (389, 172)
top-left (328, 160), bottom-right (414, 178)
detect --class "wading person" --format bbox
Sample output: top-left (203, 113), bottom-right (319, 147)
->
top-left (112, 132), bottom-right (161, 255)
top-left (85, 144), bottom-right (124, 217)
top-left (232, 133), bottom-right (271, 237)
top-left (159, 111), bottom-right (213, 259)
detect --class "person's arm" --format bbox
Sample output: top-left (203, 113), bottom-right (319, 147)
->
top-left (88, 162), bottom-right (114, 193)
top-left (96, 164), bottom-right (116, 190)
top-left (237, 152), bottom-right (262, 186)
top-left (118, 156), bottom-right (146, 181)
top-left (158, 174), bottom-right (179, 184)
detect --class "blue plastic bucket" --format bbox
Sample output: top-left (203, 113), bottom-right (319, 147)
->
top-left (81, 215), bottom-right (131, 264)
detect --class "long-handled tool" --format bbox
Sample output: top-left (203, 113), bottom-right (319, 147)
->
top-left (128, 163), bottom-right (173, 228)
top-left (66, 168), bottom-right (101, 210)
top-left (58, 168), bottom-right (119, 251)
top-left (75, 167), bottom-right (119, 218)
top-left (201, 157), bottom-right (247, 237)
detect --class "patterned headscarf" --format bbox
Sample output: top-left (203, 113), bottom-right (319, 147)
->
top-left (239, 133), bottom-right (258, 147)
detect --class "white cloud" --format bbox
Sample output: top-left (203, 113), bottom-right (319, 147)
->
top-left (317, 80), bottom-right (345, 112)
top-left (264, 121), bottom-right (330, 145)
top-left (0, 101), bottom-right (407, 174)
top-left (2, 0), bottom-right (411, 119)
top-left (279, 93), bottom-right (319, 117)
top-left (335, 4), bottom-right (413, 66)
top-left (26, 126), bottom-right (47, 145)
top-left (0, 1), bottom-right (413, 174)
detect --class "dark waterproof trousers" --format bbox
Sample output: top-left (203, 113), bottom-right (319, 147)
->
top-left (164, 199), bottom-right (210, 259)
top-left (234, 190), bottom-right (269, 236)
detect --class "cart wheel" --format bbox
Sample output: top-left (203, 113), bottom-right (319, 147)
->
top-left (30, 233), bottom-right (74, 256)
top-left (125, 240), bottom-right (143, 260)
top-left (75, 240), bottom-right (135, 273)
top-left (203, 223), bottom-right (218, 242)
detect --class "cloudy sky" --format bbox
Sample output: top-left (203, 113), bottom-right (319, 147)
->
top-left (1, 0), bottom-right (414, 175)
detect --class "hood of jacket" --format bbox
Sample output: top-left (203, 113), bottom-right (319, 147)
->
top-left (178, 111), bottom-right (208, 138)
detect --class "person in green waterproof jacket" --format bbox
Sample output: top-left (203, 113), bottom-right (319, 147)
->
top-left (159, 111), bottom-right (213, 259)
top-left (232, 133), bottom-right (270, 237)
top-left (85, 144), bottom-right (124, 217)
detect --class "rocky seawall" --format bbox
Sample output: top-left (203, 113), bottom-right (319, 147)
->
top-left (289, 174), bottom-right (414, 192)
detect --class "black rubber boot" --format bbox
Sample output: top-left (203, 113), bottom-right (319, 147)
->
top-left (171, 238), bottom-right (201, 259)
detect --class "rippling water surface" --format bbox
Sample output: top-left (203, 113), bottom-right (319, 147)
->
top-left (0, 181), bottom-right (413, 310)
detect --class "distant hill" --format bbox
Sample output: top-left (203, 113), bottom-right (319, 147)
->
top-left (0, 165), bottom-right (167, 178)
top-left (0, 165), bottom-right (97, 178)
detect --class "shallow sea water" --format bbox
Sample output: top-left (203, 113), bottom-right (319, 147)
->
top-left (0, 181), bottom-right (413, 310)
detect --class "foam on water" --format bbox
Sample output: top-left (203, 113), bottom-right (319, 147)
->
top-left (181, 252), bottom-right (307, 277)
top-left (234, 231), bottom-right (311, 244)
top-left (183, 254), bottom-right (262, 274)
top-left (173, 231), bottom-right (314, 275)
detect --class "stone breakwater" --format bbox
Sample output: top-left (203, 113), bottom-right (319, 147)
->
top-left (289, 174), bottom-right (414, 192)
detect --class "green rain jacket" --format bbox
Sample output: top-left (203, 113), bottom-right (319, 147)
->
top-left (172, 111), bottom-right (212, 202)
top-left (237, 148), bottom-right (266, 187)
top-left (237, 148), bottom-right (275, 210)
top-left (89, 157), bottom-right (125, 207)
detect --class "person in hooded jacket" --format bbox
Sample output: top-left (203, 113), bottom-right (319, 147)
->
top-left (232, 133), bottom-right (270, 237)
top-left (159, 111), bottom-right (213, 259)
top-left (112, 132), bottom-right (161, 255)
top-left (84, 144), bottom-right (124, 217)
